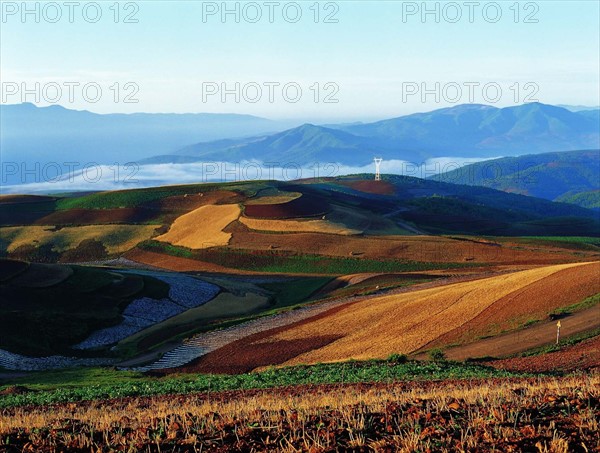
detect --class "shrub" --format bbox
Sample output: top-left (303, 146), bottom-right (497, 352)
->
top-left (429, 348), bottom-right (447, 362)
top-left (386, 353), bottom-right (408, 363)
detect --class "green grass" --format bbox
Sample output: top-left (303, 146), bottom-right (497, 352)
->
top-left (550, 293), bottom-right (600, 316)
top-left (0, 359), bottom-right (528, 408)
top-left (518, 328), bottom-right (600, 357)
top-left (260, 277), bottom-right (333, 307)
top-left (514, 236), bottom-right (600, 250)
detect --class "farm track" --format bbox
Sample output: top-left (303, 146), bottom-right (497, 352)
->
top-left (127, 271), bottom-right (514, 371)
top-left (442, 305), bottom-right (600, 360)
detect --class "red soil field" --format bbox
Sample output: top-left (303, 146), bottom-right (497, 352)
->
top-left (243, 194), bottom-right (330, 219)
top-left (124, 249), bottom-right (264, 275)
top-left (339, 180), bottom-right (396, 195)
top-left (147, 190), bottom-right (244, 211)
top-left (230, 231), bottom-right (597, 265)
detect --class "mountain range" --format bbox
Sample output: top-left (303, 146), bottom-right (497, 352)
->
top-left (0, 103), bottom-right (288, 165)
top-left (2, 102), bottom-right (599, 189)
top-left (143, 103), bottom-right (599, 165)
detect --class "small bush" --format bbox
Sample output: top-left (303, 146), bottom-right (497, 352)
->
top-left (429, 348), bottom-right (447, 362)
top-left (387, 353), bottom-right (408, 363)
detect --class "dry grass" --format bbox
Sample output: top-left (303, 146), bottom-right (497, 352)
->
top-left (2, 375), bottom-right (598, 451)
top-left (156, 204), bottom-right (241, 249)
top-left (1, 224), bottom-right (158, 254)
top-left (265, 262), bottom-right (593, 366)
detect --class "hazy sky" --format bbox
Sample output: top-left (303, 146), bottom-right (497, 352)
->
top-left (1, 1), bottom-right (599, 121)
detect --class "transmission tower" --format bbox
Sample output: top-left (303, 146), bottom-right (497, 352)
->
top-left (374, 157), bottom-right (383, 181)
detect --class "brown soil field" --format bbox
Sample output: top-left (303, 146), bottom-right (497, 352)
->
top-left (439, 305), bottom-right (600, 361)
top-left (244, 194), bottom-right (330, 219)
top-left (124, 249), bottom-right (267, 275)
top-left (487, 335), bottom-right (600, 373)
top-left (229, 231), bottom-right (598, 264)
top-left (2, 376), bottom-right (598, 452)
top-left (338, 179), bottom-right (397, 195)
top-left (156, 204), bottom-right (241, 249)
top-left (425, 261), bottom-right (600, 348)
top-left (34, 207), bottom-right (161, 225)
top-left (238, 205), bottom-right (366, 235)
top-left (148, 190), bottom-right (244, 211)
top-left (182, 262), bottom-right (595, 373)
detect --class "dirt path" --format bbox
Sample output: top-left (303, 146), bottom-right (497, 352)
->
top-left (441, 305), bottom-right (600, 360)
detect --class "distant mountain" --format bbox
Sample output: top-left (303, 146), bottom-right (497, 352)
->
top-left (0, 103), bottom-right (291, 181)
top-left (144, 103), bottom-right (600, 167)
top-left (555, 190), bottom-right (600, 211)
top-left (141, 124), bottom-right (386, 166)
top-left (338, 103), bottom-right (600, 159)
top-left (432, 150), bottom-right (600, 208)
top-left (557, 104), bottom-right (600, 112)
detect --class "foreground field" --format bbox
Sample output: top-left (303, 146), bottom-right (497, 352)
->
top-left (180, 262), bottom-right (600, 373)
top-left (1, 373), bottom-right (597, 452)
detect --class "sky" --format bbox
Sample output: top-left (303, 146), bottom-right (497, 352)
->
top-left (1, 0), bottom-right (599, 121)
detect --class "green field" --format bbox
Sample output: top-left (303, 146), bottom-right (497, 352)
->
top-left (0, 358), bottom-right (527, 409)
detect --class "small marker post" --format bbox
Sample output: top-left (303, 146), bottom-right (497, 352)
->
top-left (556, 320), bottom-right (561, 345)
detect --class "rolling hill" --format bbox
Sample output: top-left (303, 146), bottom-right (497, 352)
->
top-left (178, 262), bottom-right (600, 373)
top-left (432, 149), bottom-right (600, 206)
top-left (140, 123), bottom-right (381, 166)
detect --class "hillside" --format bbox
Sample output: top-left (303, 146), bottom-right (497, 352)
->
top-left (182, 262), bottom-right (600, 373)
top-left (432, 150), bottom-right (600, 206)
top-left (141, 123), bottom-right (381, 166)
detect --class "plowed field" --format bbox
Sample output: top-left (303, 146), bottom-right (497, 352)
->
top-left (156, 204), bottom-right (241, 249)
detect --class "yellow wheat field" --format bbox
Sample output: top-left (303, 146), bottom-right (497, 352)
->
top-left (267, 262), bottom-right (594, 366)
top-left (1, 225), bottom-right (158, 254)
top-left (156, 204), bottom-right (241, 249)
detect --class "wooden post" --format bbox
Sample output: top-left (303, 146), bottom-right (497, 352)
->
top-left (556, 320), bottom-right (561, 345)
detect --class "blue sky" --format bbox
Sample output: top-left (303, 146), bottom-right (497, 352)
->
top-left (1, 1), bottom-right (599, 121)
